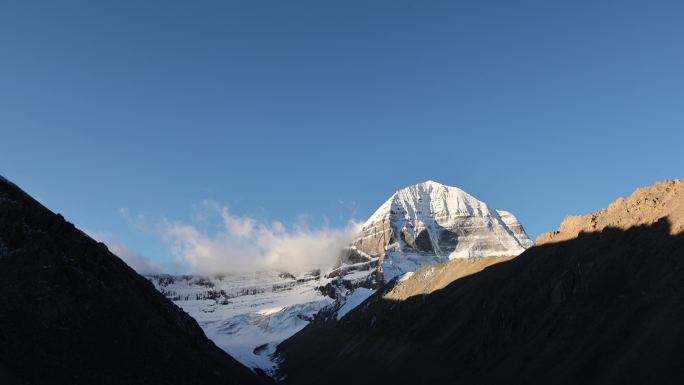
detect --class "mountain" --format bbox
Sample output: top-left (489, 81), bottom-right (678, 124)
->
top-left (276, 180), bottom-right (684, 385)
top-left (349, 180), bottom-right (532, 282)
top-left (146, 180), bottom-right (532, 375)
top-left (0, 176), bottom-right (267, 385)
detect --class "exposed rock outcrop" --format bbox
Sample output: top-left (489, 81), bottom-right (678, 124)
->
top-left (537, 179), bottom-right (684, 244)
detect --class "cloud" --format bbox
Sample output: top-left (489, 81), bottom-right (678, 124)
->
top-left (84, 229), bottom-right (159, 274)
top-left (159, 201), bottom-right (362, 275)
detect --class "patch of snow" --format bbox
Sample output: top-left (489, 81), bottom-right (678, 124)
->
top-left (205, 299), bottom-right (333, 372)
top-left (381, 250), bottom-right (444, 282)
top-left (337, 288), bottom-right (374, 320)
top-left (257, 306), bottom-right (285, 316)
top-left (341, 269), bottom-right (375, 281)
top-left (398, 272), bottom-right (414, 282)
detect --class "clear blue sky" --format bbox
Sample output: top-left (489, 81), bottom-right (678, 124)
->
top-left (2, 0), bottom-right (683, 265)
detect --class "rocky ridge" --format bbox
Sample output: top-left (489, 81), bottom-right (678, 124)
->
top-left (537, 179), bottom-right (684, 244)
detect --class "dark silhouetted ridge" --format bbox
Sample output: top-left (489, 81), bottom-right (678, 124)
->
top-left (0, 176), bottom-right (267, 385)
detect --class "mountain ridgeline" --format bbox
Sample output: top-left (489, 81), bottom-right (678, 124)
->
top-left (276, 180), bottom-right (684, 385)
top-left (0, 176), bottom-right (267, 385)
top-left (8, 173), bottom-right (682, 385)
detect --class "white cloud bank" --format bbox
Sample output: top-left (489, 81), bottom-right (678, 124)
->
top-left (84, 229), bottom-right (159, 274)
top-left (160, 201), bottom-right (363, 275)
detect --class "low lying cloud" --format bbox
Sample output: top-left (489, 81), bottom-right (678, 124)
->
top-left (159, 201), bottom-right (362, 275)
top-left (85, 230), bottom-right (159, 274)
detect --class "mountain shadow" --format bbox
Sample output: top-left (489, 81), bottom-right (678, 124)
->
top-left (0, 176), bottom-right (268, 385)
top-left (276, 218), bottom-right (684, 385)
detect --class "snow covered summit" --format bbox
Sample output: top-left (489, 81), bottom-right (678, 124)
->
top-left (351, 180), bottom-right (533, 280)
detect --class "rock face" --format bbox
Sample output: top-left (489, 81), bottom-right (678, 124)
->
top-left (0, 176), bottom-right (266, 385)
top-left (537, 179), bottom-right (684, 244)
top-left (351, 180), bottom-right (533, 281)
top-left (277, 179), bottom-right (684, 385)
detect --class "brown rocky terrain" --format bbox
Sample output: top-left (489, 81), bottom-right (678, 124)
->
top-left (537, 179), bottom-right (684, 244)
top-left (276, 179), bottom-right (684, 385)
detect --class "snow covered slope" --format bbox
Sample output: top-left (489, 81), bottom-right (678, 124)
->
top-left (146, 271), bottom-right (334, 375)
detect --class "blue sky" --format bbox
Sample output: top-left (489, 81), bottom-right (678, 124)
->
top-left (2, 0), bottom-right (683, 270)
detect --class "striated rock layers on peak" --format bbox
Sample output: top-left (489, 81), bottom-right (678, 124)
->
top-left (350, 180), bottom-right (533, 281)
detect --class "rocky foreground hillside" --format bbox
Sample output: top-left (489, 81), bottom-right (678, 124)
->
top-left (276, 180), bottom-right (684, 385)
top-left (0, 176), bottom-right (266, 385)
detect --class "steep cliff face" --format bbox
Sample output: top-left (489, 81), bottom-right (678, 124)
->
top-left (277, 179), bottom-right (684, 385)
top-left (0, 176), bottom-right (266, 385)
top-left (351, 181), bottom-right (532, 281)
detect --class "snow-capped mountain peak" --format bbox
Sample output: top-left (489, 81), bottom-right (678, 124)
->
top-left (366, 180), bottom-right (494, 227)
top-left (354, 181), bottom-right (533, 280)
